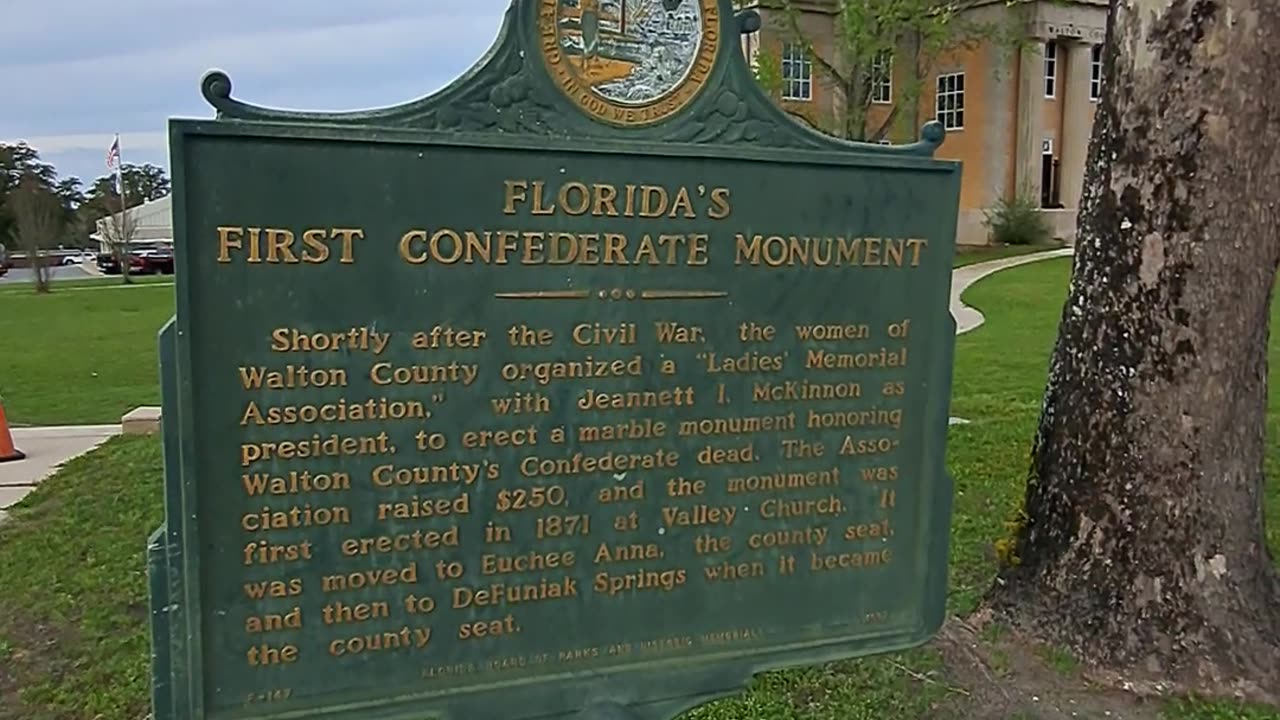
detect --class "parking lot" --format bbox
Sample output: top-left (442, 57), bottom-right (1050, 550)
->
top-left (0, 263), bottom-right (101, 285)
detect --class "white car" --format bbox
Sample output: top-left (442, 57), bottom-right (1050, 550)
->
top-left (61, 251), bottom-right (97, 265)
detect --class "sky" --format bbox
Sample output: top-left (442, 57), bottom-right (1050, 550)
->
top-left (0, 0), bottom-right (512, 188)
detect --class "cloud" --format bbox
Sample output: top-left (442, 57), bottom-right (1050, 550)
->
top-left (0, 0), bottom-right (511, 182)
top-left (2, 11), bottom-right (505, 125)
top-left (3, 132), bottom-right (168, 155)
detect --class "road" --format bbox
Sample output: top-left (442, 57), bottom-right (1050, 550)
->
top-left (0, 264), bottom-right (101, 285)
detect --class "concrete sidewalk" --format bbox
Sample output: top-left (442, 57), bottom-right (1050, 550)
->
top-left (0, 425), bottom-right (120, 516)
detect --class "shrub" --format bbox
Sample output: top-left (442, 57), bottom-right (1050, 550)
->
top-left (983, 193), bottom-right (1052, 246)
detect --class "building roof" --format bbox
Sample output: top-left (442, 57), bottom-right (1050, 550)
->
top-left (91, 195), bottom-right (173, 243)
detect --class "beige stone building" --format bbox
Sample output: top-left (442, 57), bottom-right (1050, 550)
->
top-left (740, 0), bottom-right (1108, 245)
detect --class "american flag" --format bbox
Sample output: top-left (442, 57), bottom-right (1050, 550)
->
top-left (106, 135), bottom-right (120, 170)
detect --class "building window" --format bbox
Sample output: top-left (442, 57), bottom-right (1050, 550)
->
top-left (1044, 40), bottom-right (1057, 98)
top-left (781, 43), bottom-right (813, 101)
top-left (1089, 44), bottom-right (1103, 101)
top-left (871, 51), bottom-right (892, 104)
top-left (935, 72), bottom-right (964, 130)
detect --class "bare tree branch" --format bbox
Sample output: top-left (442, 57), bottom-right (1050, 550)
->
top-left (9, 176), bottom-right (63, 293)
top-left (870, 104), bottom-right (901, 142)
top-left (97, 194), bottom-right (138, 284)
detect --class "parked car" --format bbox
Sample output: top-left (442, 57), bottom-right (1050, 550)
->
top-left (97, 250), bottom-right (171, 275)
top-left (60, 250), bottom-right (97, 265)
top-left (96, 251), bottom-right (124, 274)
top-left (137, 248), bottom-right (175, 275)
top-left (96, 251), bottom-right (145, 275)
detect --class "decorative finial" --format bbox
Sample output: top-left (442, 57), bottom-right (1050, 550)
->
top-left (920, 121), bottom-right (946, 147)
top-left (201, 70), bottom-right (233, 108)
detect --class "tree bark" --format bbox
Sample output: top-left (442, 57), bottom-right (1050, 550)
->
top-left (31, 251), bottom-right (51, 293)
top-left (991, 0), bottom-right (1280, 702)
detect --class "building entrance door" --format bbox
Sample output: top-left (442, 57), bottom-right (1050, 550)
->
top-left (1041, 139), bottom-right (1061, 208)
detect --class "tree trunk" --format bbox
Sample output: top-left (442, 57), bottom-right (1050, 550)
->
top-left (31, 251), bottom-right (51, 293)
top-left (991, 0), bottom-right (1280, 702)
top-left (121, 245), bottom-right (133, 284)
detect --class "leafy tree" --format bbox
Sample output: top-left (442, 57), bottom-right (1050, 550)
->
top-left (755, 0), bottom-right (1019, 142)
top-left (72, 163), bottom-right (169, 283)
top-left (0, 146), bottom-right (167, 255)
top-left (0, 143), bottom-right (56, 248)
top-left (992, 0), bottom-right (1280, 703)
top-left (77, 162), bottom-right (170, 225)
top-left (753, 42), bottom-right (784, 99)
top-left (52, 177), bottom-right (86, 245)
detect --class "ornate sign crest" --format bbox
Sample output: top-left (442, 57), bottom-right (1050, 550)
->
top-left (539, 0), bottom-right (721, 126)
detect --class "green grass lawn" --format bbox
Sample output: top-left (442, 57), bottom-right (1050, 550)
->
top-left (0, 274), bottom-right (173, 295)
top-left (1, 255), bottom-right (1276, 719)
top-left (0, 283), bottom-right (175, 426)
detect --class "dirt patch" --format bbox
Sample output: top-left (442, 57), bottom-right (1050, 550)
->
top-left (927, 609), bottom-right (1168, 719)
top-left (0, 605), bottom-right (82, 720)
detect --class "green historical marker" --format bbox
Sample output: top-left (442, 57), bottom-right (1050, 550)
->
top-left (148, 1), bottom-right (962, 718)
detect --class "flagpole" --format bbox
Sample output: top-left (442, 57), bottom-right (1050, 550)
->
top-left (115, 134), bottom-right (129, 263)
top-left (114, 134), bottom-right (126, 213)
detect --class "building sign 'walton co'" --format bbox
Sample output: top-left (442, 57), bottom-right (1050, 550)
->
top-left (147, 1), bottom-right (962, 719)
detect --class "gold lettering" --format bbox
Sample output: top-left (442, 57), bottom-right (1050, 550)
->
top-left (603, 233), bottom-right (627, 264)
top-left (503, 179), bottom-right (528, 215)
top-left (639, 186), bottom-right (667, 217)
top-left (592, 568), bottom-right (687, 596)
top-left (400, 230), bottom-right (428, 264)
top-left (301, 229), bottom-right (329, 263)
top-left (669, 187), bottom-right (696, 218)
top-left (340, 527), bottom-right (461, 556)
top-left (265, 229), bottom-right (297, 263)
top-left (331, 228), bottom-right (363, 263)
top-left (458, 615), bottom-right (520, 640)
top-left (809, 549), bottom-right (894, 571)
top-left (593, 184), bottom-right (619, 216)
top-left (708, 187), bottom-right (731, 218)
top-left (687, 233), bottom-right (709, 265)
top-left (431, 229), bottom-right (465, 264)
top-left (734, 234), bottom-right (928, 268)
top-left (246, 227), bottom-right (262, 262)
top-left (558, 182), bottom-right (590, 216)
top-left (327, 626), bottom-right (433, 657)
top-left (531, 181), bottom-right (556, 215)
top-left (246, 643), bottom-right (299, 666)
top-left (702, 560), bottom-right (766, 582)
top-left (217, 226), bottom-right (243, 263)
top-left (518, 232), bottom-right (545, 264)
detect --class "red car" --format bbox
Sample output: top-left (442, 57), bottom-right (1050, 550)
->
top-left (96, 248), bottom-right (174, 275)
top-left (135, 249), bottom-right (175, 275)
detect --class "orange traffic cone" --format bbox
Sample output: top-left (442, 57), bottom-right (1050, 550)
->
top-left (0, 401), bottom-right (24, 463)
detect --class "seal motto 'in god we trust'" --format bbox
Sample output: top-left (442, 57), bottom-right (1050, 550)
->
top-left (540, 0), bottom-right (721, 126)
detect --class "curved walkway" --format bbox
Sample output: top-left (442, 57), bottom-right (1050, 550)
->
top-left (952, 248), bottom-right (1074, 335)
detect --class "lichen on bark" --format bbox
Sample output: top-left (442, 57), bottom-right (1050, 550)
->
top-left (989, 0), bottom-right (1280, 703)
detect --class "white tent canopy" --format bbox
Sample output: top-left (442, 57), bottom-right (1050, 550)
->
top-left (91, 195), bottom-right (173, 253)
